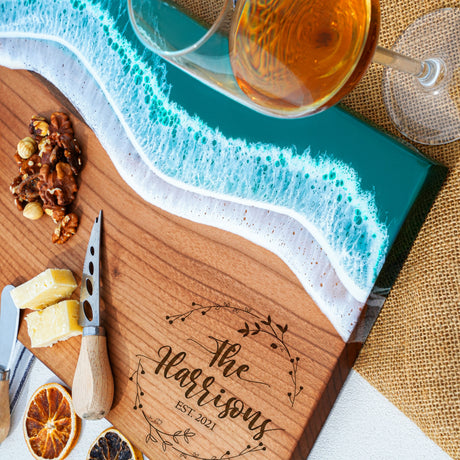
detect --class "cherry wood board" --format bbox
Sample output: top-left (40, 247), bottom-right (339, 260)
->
top-left (0, 66), bottom-right (360, 459)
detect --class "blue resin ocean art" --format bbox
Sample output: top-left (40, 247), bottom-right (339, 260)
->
top-left (0, 0), bottom-right (441, 341)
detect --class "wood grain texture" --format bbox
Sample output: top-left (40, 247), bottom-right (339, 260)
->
top-left (0, 66), bottom-right (361, 459)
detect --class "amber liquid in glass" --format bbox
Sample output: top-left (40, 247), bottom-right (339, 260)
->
top-left (229, 0), bottom-right (380, 116)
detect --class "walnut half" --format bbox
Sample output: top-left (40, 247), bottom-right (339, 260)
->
top-left (52, 213), bottom-right (79, 244)
top-left (38, 163), bottom-right (78, 209)
top-left (49, 112), bottom-right (82, 175)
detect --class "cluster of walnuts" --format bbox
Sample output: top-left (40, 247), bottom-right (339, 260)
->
top-left (10, 112), bottom-right (82, 244)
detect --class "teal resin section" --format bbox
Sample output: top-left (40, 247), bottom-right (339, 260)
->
top-left (0, 0), bottom-right (431, 303)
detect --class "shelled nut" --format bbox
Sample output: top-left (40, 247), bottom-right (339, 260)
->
top-left (23, 202), bottom-right (44, 220)
top-left (17, 137), bottom-right (37, 159)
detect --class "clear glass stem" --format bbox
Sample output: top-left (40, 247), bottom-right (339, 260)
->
top-left (373, 45), bottom-right (445, 88)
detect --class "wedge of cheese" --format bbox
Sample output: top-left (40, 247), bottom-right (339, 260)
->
top-left (11, 268), bottom-right (77, 310)
top-left (26, 299), bottom-right (82, 348)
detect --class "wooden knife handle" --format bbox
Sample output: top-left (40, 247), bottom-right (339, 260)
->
top-left (0, 372), bottom-right (11, 444)
top-left (72, 329), bottom-right (114, 420)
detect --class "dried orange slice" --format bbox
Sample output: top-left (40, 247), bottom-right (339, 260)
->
top-left (23, 382), bottom-right (81, 460)
top-left (87, 427), bottom-right (143, 460)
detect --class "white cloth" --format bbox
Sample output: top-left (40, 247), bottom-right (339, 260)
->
top-left (6, 340), bottom-right (34, 416)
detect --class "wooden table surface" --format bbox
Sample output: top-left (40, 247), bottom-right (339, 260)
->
top-left (0, 66), bottom-right (360, 459)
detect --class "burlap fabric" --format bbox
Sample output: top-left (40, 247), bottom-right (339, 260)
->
top-left (173, 0), bottom-right (234, 33)
top-left (342, 2), bottom-right (460, 459)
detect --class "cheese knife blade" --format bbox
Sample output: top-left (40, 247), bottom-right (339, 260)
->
top-left (79, 210), bottom-right (101, 329)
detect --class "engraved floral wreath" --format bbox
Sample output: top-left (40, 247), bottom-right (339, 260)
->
top-left (130, 301), bottom-right (303, 458)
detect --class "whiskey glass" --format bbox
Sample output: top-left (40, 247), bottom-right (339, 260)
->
top-left (128, 0), bottom-right (460, 145)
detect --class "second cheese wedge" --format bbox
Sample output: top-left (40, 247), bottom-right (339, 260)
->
top-left (11, 268), bottom-right (77, 310)
top-left (26, 299), bottom-right (82, 348)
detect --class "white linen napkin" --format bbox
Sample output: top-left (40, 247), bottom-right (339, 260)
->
top-left (7, 340), bottom-right (34, 415)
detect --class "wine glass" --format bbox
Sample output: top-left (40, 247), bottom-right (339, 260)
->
top-left (127, 0), bottom-right (460, 145)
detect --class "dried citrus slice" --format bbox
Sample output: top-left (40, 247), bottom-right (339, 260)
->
top-left (87, 427), bottom-right (143, 460)
top-left (23, 382), bottom-right (81, 460)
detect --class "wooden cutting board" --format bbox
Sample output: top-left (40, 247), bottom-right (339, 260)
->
top-left (0, 66), bottom-right (360, 459)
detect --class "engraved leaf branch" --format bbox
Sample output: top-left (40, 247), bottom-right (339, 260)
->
top-left (167, 303), bottom-right (303, 406)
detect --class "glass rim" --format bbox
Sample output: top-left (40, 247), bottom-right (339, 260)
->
top-left (127, 0), bottom-right (232, 57)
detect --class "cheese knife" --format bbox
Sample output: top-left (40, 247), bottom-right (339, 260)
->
top-left (72, 210), bottom-right (114, 420)
top-left (0, 285), bottom-right (20, 443)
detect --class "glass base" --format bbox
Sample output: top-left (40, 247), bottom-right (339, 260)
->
top-left (383, 8), bottom-right (460, 145)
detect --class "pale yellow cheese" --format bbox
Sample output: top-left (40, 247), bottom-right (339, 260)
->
top-left (25, 300), bottom-right (82, 348)
top-left (11, 268), bottom-right (77, 310)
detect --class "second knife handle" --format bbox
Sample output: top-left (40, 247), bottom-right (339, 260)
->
top-left (72, 329), bottom-right (114, 420)
top-left (0, 374), bottom-right (10, 443)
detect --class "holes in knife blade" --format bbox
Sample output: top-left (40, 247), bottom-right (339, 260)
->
top-left (89, 261), bottom-right (94, 275)
top-left (83, 300), bottom-right (93, 321)
top-left (90, 246), bottom-right (95, 256)
top-left (86, 278), bottom-right (93, 296)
